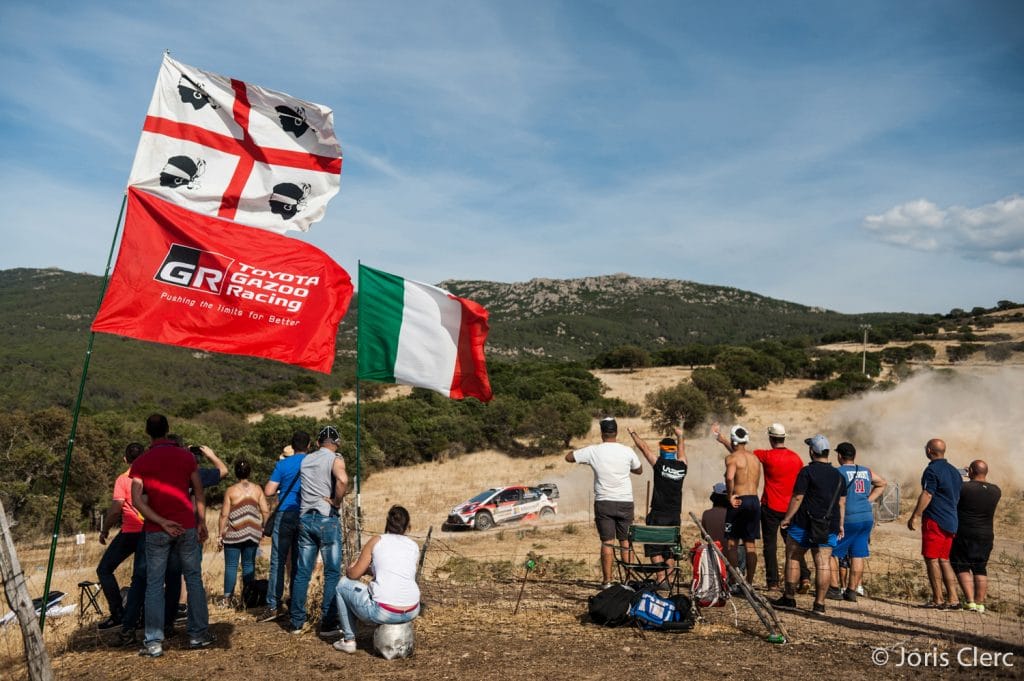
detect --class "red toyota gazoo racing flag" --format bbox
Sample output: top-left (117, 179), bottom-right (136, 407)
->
top-left (92, 188), bottom-right (353, 373)
top-left (128, 54), bottom-right (342, 233)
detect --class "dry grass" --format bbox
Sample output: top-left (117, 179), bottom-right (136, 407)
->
top-left (4, 361), bottom-right (1024, 679)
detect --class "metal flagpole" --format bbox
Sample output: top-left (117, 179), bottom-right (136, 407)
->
top-left (354, 260), bottom-right (362, 551)
top-left (39, 192), bottom-right (127, 631)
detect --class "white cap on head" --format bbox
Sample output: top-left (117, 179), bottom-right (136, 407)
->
top-left (767, 423), bottom-right (786, 437)
top-left (730, 425), bottom-right (749, 445)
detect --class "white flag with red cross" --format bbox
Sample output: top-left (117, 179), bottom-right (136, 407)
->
top-left (127, 54), bottom-right (343, 233)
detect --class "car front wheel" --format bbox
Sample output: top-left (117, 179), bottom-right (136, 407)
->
top-left (539, 507), bottom-right (555, 520)
top-left (474, 511), bottom-right (495, 530)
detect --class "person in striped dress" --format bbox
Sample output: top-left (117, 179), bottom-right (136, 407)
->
top-left (218, 460), bottom-right (269, 607)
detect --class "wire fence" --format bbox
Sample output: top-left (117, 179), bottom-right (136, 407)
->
top-left (2, 516), bottom-right (1022, 678)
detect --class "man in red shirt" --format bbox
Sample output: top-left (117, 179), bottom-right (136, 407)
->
top-left (130, 414), bottom-right (213, 657)
top-left (754, 423), bottom-right (809, 590)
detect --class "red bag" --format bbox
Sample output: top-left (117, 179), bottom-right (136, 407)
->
top-left (690, 540), bottom-right (729, 607)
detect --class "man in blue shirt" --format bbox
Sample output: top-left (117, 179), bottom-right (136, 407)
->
top-left (828, 442), bottom-right (886, 602)
top-left (258, 431), bottom-right (309, 622)
top-left (908, 438), bottom-right (963, 608)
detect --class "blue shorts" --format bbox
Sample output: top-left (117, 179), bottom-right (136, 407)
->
top-left (833, 519), bottom-right (873, 559)
top-left (787, 523), bottom-right (837, 549)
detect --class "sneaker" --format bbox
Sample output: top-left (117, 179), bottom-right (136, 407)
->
top-left (770, 595), bottom-right (797, 610)
top-left (319, 626), bottom-right (342, 639)
top-left (138, 644), bottom-right (163, 658)
top-left (812, 602), bottom-right (826, 615)
top-left (855, 585), bottom-right (865, 596)
top-left (797, 580), bottom-right (811, 594)
top-left (175, 604), bottom-right (187, 623)
top-left (600, 582), bottom-right (614, 590)
top-left (289, 624), bottom-right (308, 635)
top-left (218, 596), bottom-right (234, 609)
top-left (188, 633), bottom-right (216, 649)
top-left (976, 604), bottom-right (985, 614)
top-left (96, 617), bottom-right (121, 631)
top-left (117, 629), bottom-right (136, 647)
top-left (333, 638), bottom-right (357, 654)
top-left (965, 602), bottom-right (978, 611)
top-left (940, 602), bottom-right (962, 611)
top-left (256, 607), bottom-right (279, 623)
top-left (843, 589), bottom-right (858, 603)
top-left (729, 583), bottom-right (744, 596)
top-left (825, 587), bottom-right (843, 601)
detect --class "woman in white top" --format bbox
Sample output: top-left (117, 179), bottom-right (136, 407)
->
top-left (333, 505), bottom-right (421, 653)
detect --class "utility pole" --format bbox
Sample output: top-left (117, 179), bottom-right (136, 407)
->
top-left (859, 324), bottom-right (872, 375)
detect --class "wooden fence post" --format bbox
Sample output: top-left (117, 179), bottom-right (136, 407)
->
top-left (0, 499), bottom-right (54, 681)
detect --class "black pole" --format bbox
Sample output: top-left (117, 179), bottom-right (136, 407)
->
top-left (39, 192), bottom-right (127, 630)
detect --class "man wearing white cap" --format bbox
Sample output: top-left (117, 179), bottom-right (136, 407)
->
top-left (754, 423), bottom-right (810, 591)
top-left (712, 423), bottom-right (762, 587)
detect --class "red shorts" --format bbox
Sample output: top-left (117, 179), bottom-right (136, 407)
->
top-left (921, 517), bottom-right (955, 560)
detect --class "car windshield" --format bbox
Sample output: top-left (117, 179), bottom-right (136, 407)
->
top-left (468, 490), bottom-right (495, 504)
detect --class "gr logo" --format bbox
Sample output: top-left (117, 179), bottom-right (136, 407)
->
top-left (155, 244), bottom-right (235, 294)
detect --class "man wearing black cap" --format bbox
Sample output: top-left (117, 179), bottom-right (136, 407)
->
top-left (289, 426), bottom-right (349, 636)
top-left (628, 426), bottom-right (688, 580)
top-left (566, 417), bottom-right (643, 588)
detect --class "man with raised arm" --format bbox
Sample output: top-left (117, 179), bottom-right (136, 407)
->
top-left (712, 423), bottom-right (762, 587)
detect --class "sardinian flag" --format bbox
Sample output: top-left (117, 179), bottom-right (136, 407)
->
top-left (128, 53), bottom-right (342, 233)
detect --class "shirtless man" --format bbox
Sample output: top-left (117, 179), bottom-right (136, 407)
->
top-left (713, 423), bottom-right (762, 586)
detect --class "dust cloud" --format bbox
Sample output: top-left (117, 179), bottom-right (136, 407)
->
top-left (826, 367), bottom-right (1024, 492)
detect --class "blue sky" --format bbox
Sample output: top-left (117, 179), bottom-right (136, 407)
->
top-left (1, 1), bottom-right (1021, 313)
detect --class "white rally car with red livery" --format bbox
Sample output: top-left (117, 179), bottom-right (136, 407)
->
top-left (443, 483), bottom-right (559, 531)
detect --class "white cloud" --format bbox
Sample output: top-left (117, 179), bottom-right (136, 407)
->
top-left (863, 195), bottom-right (1024, 266)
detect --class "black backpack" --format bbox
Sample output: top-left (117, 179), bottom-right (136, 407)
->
top-left (588, 584), bottom-right (637, 627)
top-left (242, 578), bottom-right (268, 608)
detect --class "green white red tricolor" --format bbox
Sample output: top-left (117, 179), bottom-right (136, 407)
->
top-left (357, 264), bottom-right (492, 401)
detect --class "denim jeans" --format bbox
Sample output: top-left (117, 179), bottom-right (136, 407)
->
top-left (267, 510), bottom-right (300, 610)
top-left (336, 577), bottom-right (419, 641)
top-left (120, 533), bottom-right (179, 632)
top-left (223, 542), bottom-right (257, 597)
top-left (289, 512), bottom-right (342, 630)
top-left (143, 529), bottom-right (209, 646)
top-left (96, 531), bottom-right (140, 622)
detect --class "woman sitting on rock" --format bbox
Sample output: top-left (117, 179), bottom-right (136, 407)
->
top-left (333, 505), bottom-right (420, 653)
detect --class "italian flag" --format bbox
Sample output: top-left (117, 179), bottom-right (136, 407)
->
top-left (357, 264), bottom-right (493, 401)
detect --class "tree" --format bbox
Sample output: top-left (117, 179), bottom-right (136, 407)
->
top-left (592, 345), bottom-right (650, 371)
top-left (801, 373), bottom-right (874, 400)
top-left (947, 343), bottom-right (981, 363)
top-left (691, 368), bottom-right (745, 418)
top-left (713, 346), bottom-right (784, 396)
top-left (984, 343), bottom-right (1013, 362)
top-left (644, 382), bottom-right (709, 434)
top-left (519, 392), bottom-right (592, 453)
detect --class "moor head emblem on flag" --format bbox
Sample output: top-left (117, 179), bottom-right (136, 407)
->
top-left (269, 182), bottom-right (310, 219)
top-left (177, 75), bottom-right (219, 110)
top-left (159, 155), bottom-right (205, 189)
top-left (276, 105), bottom-right (311, 138)
top-left (130, 54), bottom-right (342, 233)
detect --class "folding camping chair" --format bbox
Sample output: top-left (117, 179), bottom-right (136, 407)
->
top-left (612, 525), bottom-right (684, 594)
top-left (78, 581), bottom-right (103, 622)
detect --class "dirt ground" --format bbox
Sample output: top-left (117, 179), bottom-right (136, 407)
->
top-left (4, 359), bottom-right (1024, 680)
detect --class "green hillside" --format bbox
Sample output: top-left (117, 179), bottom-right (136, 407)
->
top-left (0, 268), bottom-right (932, 413)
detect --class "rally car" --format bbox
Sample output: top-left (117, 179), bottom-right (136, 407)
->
top-left (443, 483), bottom-right (559, 531)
